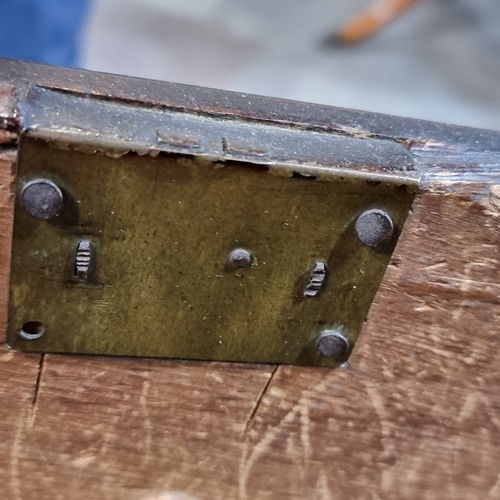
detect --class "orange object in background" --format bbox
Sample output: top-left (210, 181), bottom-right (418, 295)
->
top-left (335, 0), bottom-right (421, 44)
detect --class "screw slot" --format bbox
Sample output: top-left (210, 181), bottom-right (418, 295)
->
top-left (19, 321), bottom-right (46, 341)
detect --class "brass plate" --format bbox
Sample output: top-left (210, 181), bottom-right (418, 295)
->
top-left (8, 138), bottom-right (415, 367)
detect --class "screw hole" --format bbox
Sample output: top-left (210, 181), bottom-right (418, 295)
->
top-left (19, 321), bottom-right (46, 340)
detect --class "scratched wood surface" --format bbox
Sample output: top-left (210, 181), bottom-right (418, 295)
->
top-left (1, 63), bottom-right (500, 500)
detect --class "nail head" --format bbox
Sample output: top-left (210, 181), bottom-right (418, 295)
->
top-left (355, 209), bottom-right (393, 247)
top-left (227, 248), bottom-right (252, 270)
top-left (317, 330), bottom-right (349, 358)
top-left (21, 179), bottom-right (63, 220)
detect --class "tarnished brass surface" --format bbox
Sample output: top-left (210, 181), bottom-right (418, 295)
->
top-left (8, 138), bottom-right (415, 367)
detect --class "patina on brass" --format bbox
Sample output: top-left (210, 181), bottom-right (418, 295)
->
top-left (7, 135), bottom-right (415, 367)
top-left (6, 85), bottom-right (418, 367)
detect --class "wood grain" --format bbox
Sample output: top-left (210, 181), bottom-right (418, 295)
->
top-left (1, 171), bottom-right (499, 499)
top-left (241, 193), bottom-right (500, 500)
top-left (0, 61), bottom-right (499, 499)
top-left (0, 149), bottom-right (15, 343)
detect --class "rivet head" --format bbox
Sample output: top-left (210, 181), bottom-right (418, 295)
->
top-left (227, 248), bottom-right (252, 270)
top-left (21, 179), bottom-right (63, 220)
top-left (317, 330), bottom-right (349, 358)
top-left (355, 209), bottom-right (393, 248)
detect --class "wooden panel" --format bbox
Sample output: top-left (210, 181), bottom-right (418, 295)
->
top-left (0, 150), bottom-right (15, 342)
top-left (4, 354), bottom-right (275, 500)
top-left (0, 347), bottom-right (43, 500)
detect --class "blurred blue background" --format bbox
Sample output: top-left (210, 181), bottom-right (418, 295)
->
top-left (0, 0), bottom-right (89, 66)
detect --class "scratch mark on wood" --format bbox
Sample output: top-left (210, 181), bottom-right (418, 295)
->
top-left (243, 365), bottom-right (278, 436)
top-left (140, 379), bottom-right (152, 466)
top-left (239, 374), bottom-right (335, 500)
top-left (30, 353), bottom-right (45, 425)
top-left (482, 395), bottom-right (500, 434)
top-left (489, 185), bottom-right (500, 211)
top-left (450, 264), bottom-right (474, 324)
top-left (315, 469), bottom-right (333, 500)
top-left (71, 454), bottom-right (97, 468)
top-left (299, 403), bottom-right (312, 464)
top-left (489, 473), bottom-right (500, 497)
top-left (9, 407), bottom-right (27, 500)
top-left (380, 283), bottom-right (426, 304)
top-left (424, 260), bottom-right (448, 271)
top-left (456, 391), bottom-right (481, 423)
top-left (445, 276), bottom-right (500, 290)
top-left (135, 490), bottom-right (201, 500)
top-left (239, 407), bottom-right (302, 500)
top-left (365, 384), bottom-right (403, 494)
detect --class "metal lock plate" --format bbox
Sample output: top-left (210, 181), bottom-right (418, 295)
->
top-left (7, 88), bottom-right (417, 367)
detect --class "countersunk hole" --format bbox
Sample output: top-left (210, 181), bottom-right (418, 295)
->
top-left (19, 321), bottom-right (46, 340)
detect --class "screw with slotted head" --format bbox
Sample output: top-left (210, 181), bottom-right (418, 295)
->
top-left (355, 209), bottom-right (393, 248)
top-left (21, 179), bottom-right (63, 220)
top-left (317, 330), bottom-right (349, 358)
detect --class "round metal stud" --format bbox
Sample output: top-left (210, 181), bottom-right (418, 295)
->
top-left (21, 179), bottom-right (64, 220)
top-left (317, 330), bottom-right (349, 358)
top-left (355, 209), bottom-right (394, 248)
top-left (227, 248), bottom-right (253, 270)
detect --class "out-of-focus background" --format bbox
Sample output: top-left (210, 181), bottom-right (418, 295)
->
top-left (1, 0), bottom-right (500, 130)
top-left (83, 0), bottom-right (500, 130)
